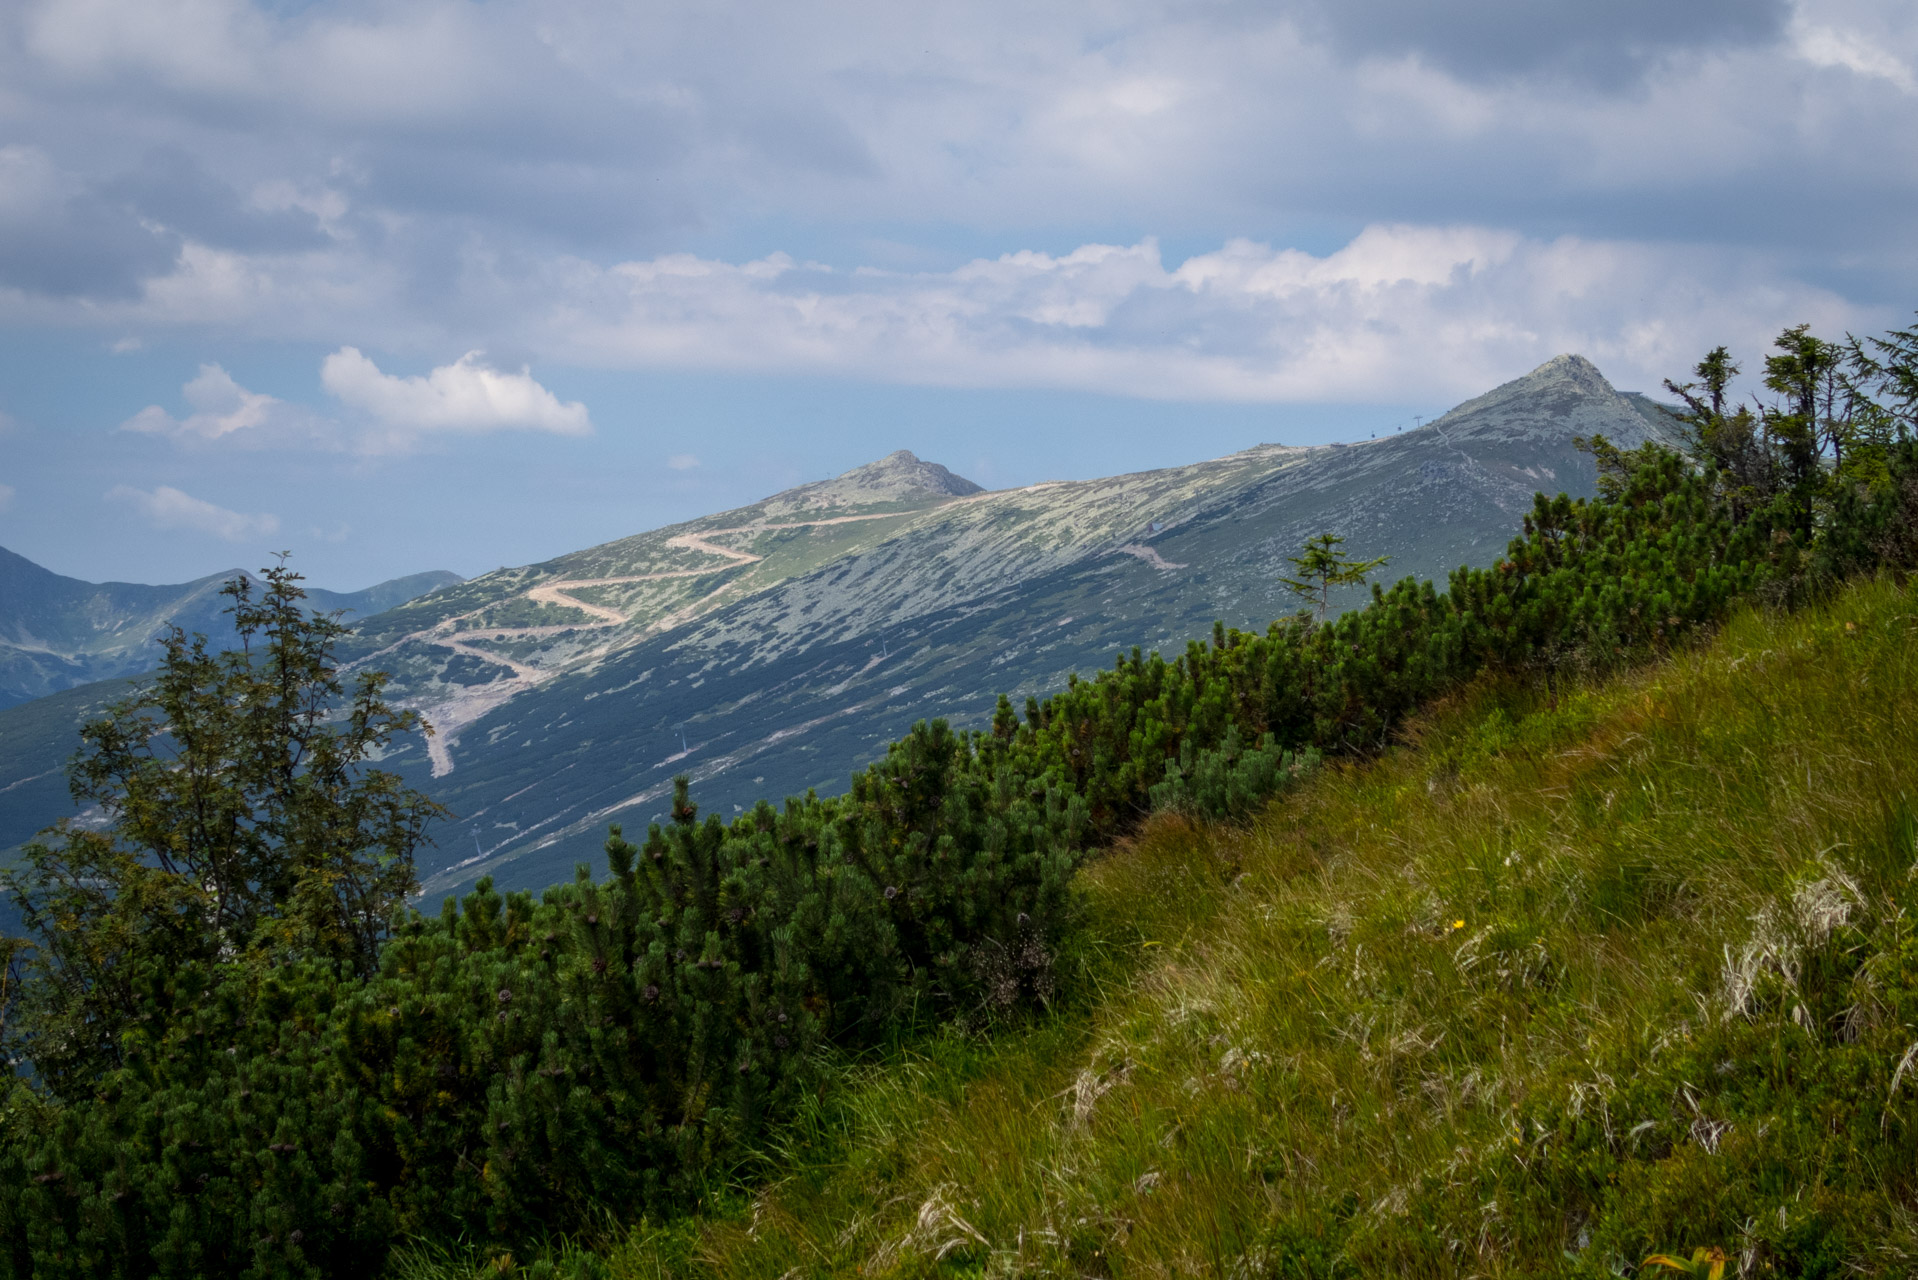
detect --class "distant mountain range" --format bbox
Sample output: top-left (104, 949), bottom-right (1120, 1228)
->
top-left (0, 354), bottom-right (1681, 906)
top-left (0, 552), bottom-right (462, 710)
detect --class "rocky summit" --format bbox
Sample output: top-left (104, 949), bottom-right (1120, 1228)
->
top-left (760, 448), bottom-right (985, 515)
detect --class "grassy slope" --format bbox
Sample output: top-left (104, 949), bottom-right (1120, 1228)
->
top-left (402, 576), bottom-right (1918, 1279)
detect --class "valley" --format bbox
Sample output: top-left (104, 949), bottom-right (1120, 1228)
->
top-left (0, 552), bottom-right (460, 710)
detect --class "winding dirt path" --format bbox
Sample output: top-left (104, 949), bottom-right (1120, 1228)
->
top-left (503, 513), bottom-right (904, 622)
top-left (392, 510), bottom-right (913, 776)
top-left (663, 531), bottom-right (764, 564)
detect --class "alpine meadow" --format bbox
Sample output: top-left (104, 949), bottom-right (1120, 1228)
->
top-left (6, 318), bottom-right (1918, 1278)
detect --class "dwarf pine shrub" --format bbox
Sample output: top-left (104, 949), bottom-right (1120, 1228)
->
top-left (7, 327), bottom-right (1918, 1275)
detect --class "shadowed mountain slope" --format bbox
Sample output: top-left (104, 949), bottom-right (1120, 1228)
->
top-left (392, 355), bottom-right (1679, 898)
top-left (0, 550), bottom-right (461, 710)
top-left (0, 357), bottom-right (1680, 902)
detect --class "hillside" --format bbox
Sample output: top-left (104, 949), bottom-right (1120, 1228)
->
top-left (0, 356), bottom-right (1680, 899)
top-left (442, 574), bottom-right (1918, 1278)
top-left (389, 353), bottom-right (1679, 900)
top-left (5, 333), bottom-right (1911, 1280)
top-left (337, 449), bottom-right (983, 777)
top-left (0, 549), bottom-right (461, 709)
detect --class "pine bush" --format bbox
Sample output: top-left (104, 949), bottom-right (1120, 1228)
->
top-left (8, 324), bottom-right (1918, 1275)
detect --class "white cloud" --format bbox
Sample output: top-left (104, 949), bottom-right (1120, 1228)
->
top-left (0, 0), bottom-right (1910, 409)
top-left (666, 454), bottom-right (699, 470)
top-left (0, 483), bottom-right (15, 512)
top-left (554, 225), bottom-right (1867, 403)
top-left (28, 0), bottom-right (264, 94)
top-left (114, 350), bottom-right (592, 457)
top-left (107, 483), bottom-right (279, 540)
top-left (71, 224), bottom-right (1876, 427)
top-left (320, 348), bottom-right (592, 435)
top-left (1791, 18), bottom-right (1918, 92)
top-left (121, 362), bottom-right (285, 439)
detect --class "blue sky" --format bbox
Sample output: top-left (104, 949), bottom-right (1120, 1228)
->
top-left (1, 0), bottom-right (1913, 588)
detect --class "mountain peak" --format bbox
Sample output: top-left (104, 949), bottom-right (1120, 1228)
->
top-left (1430, 352), bottom-right (1678, 449)
top-left (1526, 352), bottom-right (1611, 389)
top-left (764, 450), bottom-right (984, 514)
top-left (833, 450), bottom-right (984, 498)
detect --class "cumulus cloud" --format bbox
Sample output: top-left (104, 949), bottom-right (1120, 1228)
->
top-left (320, 348), bottom-right (591, 435)
top-left (0, 0), bottom-right (1910, 403)
top-left (116, 351), bottom-right (593, 456)
top-left (107, 484), bottom-right (279, 540)
top-left (553, 225), bottom-right (1865, 403)
top-left (122, 363), bottom-right (288, 439)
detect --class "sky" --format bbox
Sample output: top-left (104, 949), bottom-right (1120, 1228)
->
top-left (1, 0), bottom-right (1914, 589)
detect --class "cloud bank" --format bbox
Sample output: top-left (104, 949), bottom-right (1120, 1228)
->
top-left (107, 484), bottom-right (279, 541)
top-left (548, 226), bottom-right (1863, 402)
top-left (0, 0), bottom-right (1908, 360)
top-left (98, 224), bottom-right (1882, 433)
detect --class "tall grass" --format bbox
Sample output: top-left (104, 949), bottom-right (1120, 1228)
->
top-left (409, 576), bottom-right (1918, 1278)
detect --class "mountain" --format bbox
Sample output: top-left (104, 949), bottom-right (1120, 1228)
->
top-left (0, 355), bottom-right (1681, 902)
top-left (0, 551), bottom-right (463, 710)
top-left (362, 354), bottom-right (1680, 898)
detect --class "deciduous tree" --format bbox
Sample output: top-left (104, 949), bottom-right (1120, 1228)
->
top-left (2, 560), bottom-right (443, 1092)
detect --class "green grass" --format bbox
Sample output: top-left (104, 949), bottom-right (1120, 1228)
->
top-left (398, 576), bottom-right (1918, 1279)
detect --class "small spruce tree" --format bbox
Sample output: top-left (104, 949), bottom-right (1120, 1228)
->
top-left (1278, 532), bottom-right (1388, 622)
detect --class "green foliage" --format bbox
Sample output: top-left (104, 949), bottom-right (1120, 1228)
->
top-left (1148, 726), bottom-right (1320, 821)
top-left (1669, 319), bottom-right (1918, 539)
top-left (3, 562), bottom-right (442, 1096)
top-left (9, 322), bottom-right (1918, 1276)
top-left (1277, 532), bottom-right (1389, 621)
top-left (560, 574), bottom-right (1918, 1280)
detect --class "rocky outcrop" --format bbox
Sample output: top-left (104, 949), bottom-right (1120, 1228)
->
top-left (762, 450), bottom-right (985, 515)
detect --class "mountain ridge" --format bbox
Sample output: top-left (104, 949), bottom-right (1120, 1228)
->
top-left (0, 550), bottom-right (462, 710)
top-left (0, 354), bottom-right (1684, 901)
top-left (374, 354), bottom-right (1681, 897)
